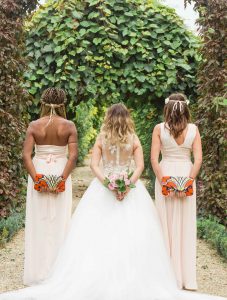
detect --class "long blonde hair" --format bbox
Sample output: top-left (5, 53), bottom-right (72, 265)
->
top-left (164, 93), bottom-right (191, 138)
top-left (40, 87), bottom-right (67, 119)
top-left (101, 103), bottom-right (135, 144)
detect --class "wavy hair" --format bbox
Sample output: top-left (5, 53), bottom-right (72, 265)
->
top-left (164, 93), bottom-right (191, 138)
top-left (101, 103), bottom-right (135, 144)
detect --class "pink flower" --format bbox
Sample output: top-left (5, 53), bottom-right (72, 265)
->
top-left (109, 174), bottom-right (117, 181)
top-left (108, 183), bottom-right (115, 191)
top-left (124, 179), bottom-right (131, 186)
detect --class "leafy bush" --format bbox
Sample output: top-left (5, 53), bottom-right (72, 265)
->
top-left (0, 0), bottom-right (38, 218)
top-left (24, 0), bottom-right (200, 110)
top-left (197, 216), bottom-right (227, 260)
top-left (0, 211), bottom-right (25, 246)
top-left (74, 100), bottom-right (99, 163)
top-left (132, 103), bottom-right (161, 194)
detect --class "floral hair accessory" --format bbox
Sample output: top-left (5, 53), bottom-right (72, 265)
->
top-left (165, 97), bottom-right (190, 106)
top-left (165, 98), bottom-right (170, 104)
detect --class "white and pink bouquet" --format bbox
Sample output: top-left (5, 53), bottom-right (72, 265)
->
top-left (104, 171), bottom-right (136, 194)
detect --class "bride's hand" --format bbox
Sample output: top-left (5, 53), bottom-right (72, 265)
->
top-left (116, 187), bottom-right (130, 201)
top-left (116, 191), bottom-right (124, 201)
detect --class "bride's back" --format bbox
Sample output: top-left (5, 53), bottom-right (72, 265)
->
top-left (100, 133), bottom-right (135, 175)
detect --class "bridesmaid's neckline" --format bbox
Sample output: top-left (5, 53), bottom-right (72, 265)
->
top-left (164, 123), bottom-right (190, 147)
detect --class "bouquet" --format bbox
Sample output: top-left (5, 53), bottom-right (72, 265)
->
top-left (34, 174), bottom-right (65, 193)
top-left (104, 171), bottom-right (136, 195)
top-left (161, 176), bottom-right (193, 197)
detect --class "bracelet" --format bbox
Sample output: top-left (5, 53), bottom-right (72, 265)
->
top-left (60, 175), bottom-right (66, 181)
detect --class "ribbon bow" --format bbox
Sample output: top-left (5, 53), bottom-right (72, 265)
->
top-left (172, 100), bottom-right (184, 114)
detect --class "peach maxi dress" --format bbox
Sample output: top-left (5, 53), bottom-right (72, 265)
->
top-left (23, 145), bottom-right (72, 286)
top-left (155, 122), bottom-right (197, 290)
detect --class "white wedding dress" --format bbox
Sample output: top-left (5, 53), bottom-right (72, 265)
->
top-left (0, 134), bottom-right (225, 300)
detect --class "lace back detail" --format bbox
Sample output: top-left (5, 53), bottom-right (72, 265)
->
top-left (100, 134), bottom-right (134, 176)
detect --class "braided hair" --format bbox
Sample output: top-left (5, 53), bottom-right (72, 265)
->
top-left (40, 87), bottom-right (67, 119)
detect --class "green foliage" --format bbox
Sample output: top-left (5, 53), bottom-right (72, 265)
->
top-left (197, 216), bottom-right (227, 260)
top-left (25, 0), bottom-right (200, 108)
top-left (132, 103), bottom-right (161, 194)
top-left (185, 0), bottom-right (227, 224)
top-left (25, 0), bottom-right (200, 165)
top-left (0, 211), bottom-right (25, 246)
top-left (74, 100), bottom-right (99, 163)
top-left (0, 0), bottom-right (38, 218)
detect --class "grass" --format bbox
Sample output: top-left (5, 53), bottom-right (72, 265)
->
top-left (197, 216), bottom-right (227, 260)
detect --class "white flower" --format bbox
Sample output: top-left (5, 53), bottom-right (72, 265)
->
top-left (186, 99), bottom-right (190, 105)
top-left (165, 97), bottom-right (170, 104)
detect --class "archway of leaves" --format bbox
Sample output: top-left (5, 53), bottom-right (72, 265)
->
top-left (25, 0), bottom-right (200, 171)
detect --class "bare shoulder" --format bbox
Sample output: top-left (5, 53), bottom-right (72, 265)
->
top-left (27, 120), bottom-right (39, 132)
top-left (153, 123), bottom-right (162, 134)
top-left (62, 119), bottom-right (77, 129)
top-left (133, 134), bottom-right (142, 149)
top-left (189, 123), bottom-right (199, 132)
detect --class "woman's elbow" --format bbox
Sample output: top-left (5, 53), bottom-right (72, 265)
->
top-left (69, 152), bottom-right (77, 163)
top-left (139, 163), bottom-right (144, 173)
top-left (22, 152), bottom-right (30, 164)
top-left (195, 157), bottom-right (203, 166)
top-left (90, 162), bottom-right (95, 172)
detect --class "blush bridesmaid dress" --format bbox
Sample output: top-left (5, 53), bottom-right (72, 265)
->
top-left (23, 144), bottom-right (72, 285)
top-left (155, 122), bottom-right (197, 290)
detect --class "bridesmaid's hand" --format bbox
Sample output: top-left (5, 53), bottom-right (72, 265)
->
top-left (169, 191), bottom-right (175, 198)
top-left (176, 191), bottom-right (186, 198)
top-left (39, 186), bottom-right (50, 193)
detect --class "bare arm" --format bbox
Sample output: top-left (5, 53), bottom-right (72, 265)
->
top-left (61, 122), bottom-right (78, 180)
top-left (150, 124), bottom-right (163, 184)
top-left (189, 127), bottom-right (202, 179)
top-left (130, 135), bottom-right (144, 184)
top-left (90, 136), bottom-right (105, 183)
top-left (22, 123), bottom-right (36, 181)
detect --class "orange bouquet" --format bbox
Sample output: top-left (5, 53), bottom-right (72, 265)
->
top-left (34, 174), bottom-right (65, 193)
top-left (161, 176), bottom-right (194, 197)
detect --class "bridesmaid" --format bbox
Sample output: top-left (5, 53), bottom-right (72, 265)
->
top-left (150, 93), bottom-right (202, 290)
top-left (22, 88), bottom-right (78, 285)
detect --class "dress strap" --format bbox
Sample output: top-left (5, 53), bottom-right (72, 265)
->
top-left (159, 122), bottom-right (165, 141)
top-left (185, 124), bottom-right (197, 147)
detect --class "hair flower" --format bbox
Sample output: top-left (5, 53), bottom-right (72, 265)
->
top-left (165, 98), bottom-right (170, 104)
top-left (186, 99), bottom-right (190, 105)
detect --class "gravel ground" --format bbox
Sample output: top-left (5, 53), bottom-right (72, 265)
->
top-left (0, 160), bottom-right (226, 297)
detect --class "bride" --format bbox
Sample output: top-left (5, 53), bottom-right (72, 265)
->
top-left (0, 103), bottom-right (225, 300)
